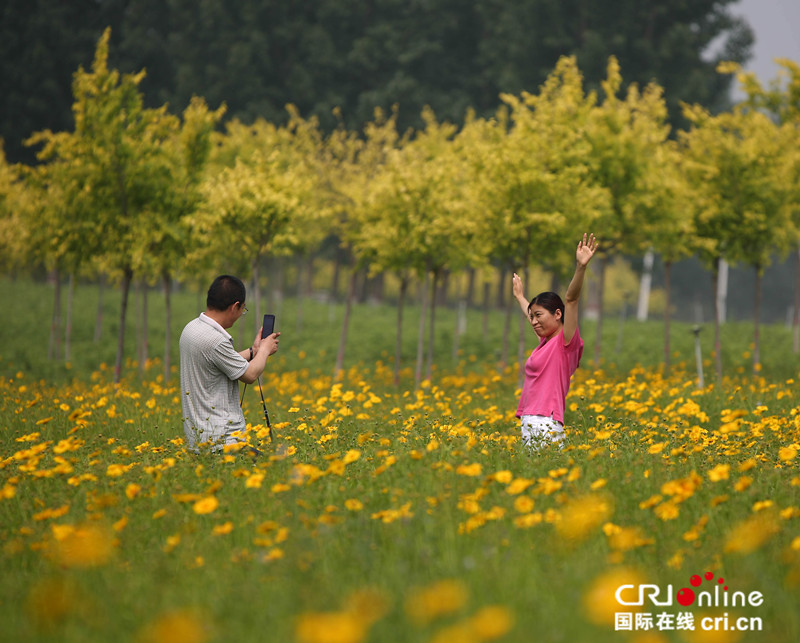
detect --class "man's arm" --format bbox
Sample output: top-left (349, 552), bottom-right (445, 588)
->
top-left (239, 333), bottom-right (280, 384)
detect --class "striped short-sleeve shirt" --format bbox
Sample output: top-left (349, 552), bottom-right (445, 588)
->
top-left (179, 313), bottom-right (249, 451)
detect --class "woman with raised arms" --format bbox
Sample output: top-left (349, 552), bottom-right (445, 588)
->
top-left (511, 233), bottom-right (598, 448)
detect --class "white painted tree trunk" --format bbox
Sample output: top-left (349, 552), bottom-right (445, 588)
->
top-left (636, 248), bottom-right (654, 322)
top-left (716, 258), bottom-right (728, 324)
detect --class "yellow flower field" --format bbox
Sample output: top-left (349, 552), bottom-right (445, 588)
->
top-left (1, 359), bottom-right (799, 642)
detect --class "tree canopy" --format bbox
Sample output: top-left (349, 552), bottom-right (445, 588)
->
top-left (1, 0), bottom-right (752, 163)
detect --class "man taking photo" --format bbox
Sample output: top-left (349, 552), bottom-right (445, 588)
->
top-left (179, 275), bottom-right (280, 453)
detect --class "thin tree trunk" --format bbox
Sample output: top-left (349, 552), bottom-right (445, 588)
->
top-left (425, 270), bottom-right (439, 381)
top-left (306, 253), bottom-right (315, 297)
top-left (394, 275), bottom-right (408, 386)
top-left (500, 294), bottom-right (512, 371)
top-left (49, 269), bottom-right (62, 361)
top-left (64, 273), bottom-right (74, 363)
top-left (712, 259), bottom-right (723, 381)
top-left (270, 257), bottom-right (285, 321)
top-left (163, 272), bottom-right (172, 381)
top-left (295, 255), bottom-right (305, 332)
top-left (593, 256), bottom-right (606, 365)
top-left (137, 280), bottom-right (149, 376)
top-left (637, 248), bottom-right (654, 322)
top-left (717, 258), bottom-right (729, 324)
top-left (754, 265), bottom-right (762, 372)
top-left (453, 274), bottom-right (467, 366)
top-left (136, 280), bottom-right (143, 373)
top-left (615, 293), bottom-right (630, 355)
top-left (415, 270), bottom-right (430, 389)
top-left (437, 269), bottom-right (449, 308)
top-left (793, 247), bottom-right (800, 353)
top-left (465, 267), bottom-right (476, 308)
top-left (334, 266), bottom-right (357, 381)
top-left (252, 260), bottom-right (262, 334)
top-left (496, 267), bottom-right (506, 308)
top-left (663, 260), bottom-right (672, 375)
top-left (94, 276), bottom-right (105, 342)
top-left (331, 255), bottom-right (341, 301)
top-left (482, 280), bottom-right (490, 336)
top-left (453, 300), bottom-right (465, 365)
top-left (114, 267), bottom-right (134, 383)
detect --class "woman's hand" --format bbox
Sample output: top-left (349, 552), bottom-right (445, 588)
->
top-left (576, 233), bottom-right (598, 267)
top-left (512, 273), bottom-right (525, 300)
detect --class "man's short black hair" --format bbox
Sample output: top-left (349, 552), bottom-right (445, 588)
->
top-left (207, 275), bottom-right (246, 311)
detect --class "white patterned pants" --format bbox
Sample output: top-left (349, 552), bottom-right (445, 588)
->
top-left (520, 414), bottom-right (565, 448)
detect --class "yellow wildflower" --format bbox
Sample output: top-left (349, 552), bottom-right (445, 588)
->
top-left (136, 608), bottom-right (210, 643)
top-left (724, 513), bottom-right (780, 554)
top-left (707, 464), bottom-right (730, 482)
top-left (456, 462), bottom-right (482, 477)
top-left (405, 579), bottom-right (468, 625)
top-left (192, 496), bottom-right (219, 515)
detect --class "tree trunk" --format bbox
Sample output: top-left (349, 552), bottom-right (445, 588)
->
top-left (163, 272), bottom-right (172, 381)
top-left (663, 260), bottom-right (672, 375)
top-left (716, 258), bottom-right (729, 324)
top-left (48, 269), bottom-right (62, 361)
top-left (496, 267), bottom-right (506, 308)
top-left (251, 260), bottom-right (262, 332)
top-left (94, 276), bottom-right (105, 343)
top-left (593, 255), bottom-right (606, 365)
top-left (482, 280), bottom-right (491, 336)
top-left (753, 265), bottom-right (762, 372)
top-left (436, 269), bottom-right (449, 308)
top-left (331, 255), bottom-right (341, 301)
top-left (64, 273), bottom-right (74, 363)
top-left (425, 270), bottom-right (439, 382)
top-left (394, 275), bottom-right (408, 386)
top-left (415, 270), bottom-right (430, 388)
top-left (333, 266), bottom-right (357, 381)
top-left (137, 279), bottom-right (149, 376)
top-left (793, 247), bottom-right (800, 353)
top-left (615, 293), bottom-right (629, 356)
top-left (305, 253), bottom-right (315, 297)
top-left (637, 248), bottom-right (654, 321)
top-left (269, 256), bottom-right (285, 321)
top-left (465, 267), bottom-right (476, 308)
top-left (453, 300), bottom-right (467, 365)
top-left (295, 255), bottom-right (305, 332)
top-left (368, 272), bottom-right (385, 303)
top-left (500, 292), bottom-right (512, 371)
top-left (114, 266), bottom-right (134, 383)
top-left (712, 259), bottom-right (723, 381)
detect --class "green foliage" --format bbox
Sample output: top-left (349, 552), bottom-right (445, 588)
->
top-left (0, 0), bottom-right (754, 164)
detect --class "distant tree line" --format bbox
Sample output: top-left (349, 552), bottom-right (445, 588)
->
top-left (1, 0), bottom-right (753, 164)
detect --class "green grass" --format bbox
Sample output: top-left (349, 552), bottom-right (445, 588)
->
top-left (3, 276), bottom-right (800, 384)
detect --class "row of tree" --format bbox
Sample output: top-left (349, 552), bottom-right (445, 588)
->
top-left (1, 30), bottom-right (798, 386)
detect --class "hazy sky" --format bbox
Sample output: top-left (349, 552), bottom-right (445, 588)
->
top-left (734, 0), bottom-right (800, 85)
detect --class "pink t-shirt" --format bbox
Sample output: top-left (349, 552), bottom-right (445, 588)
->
top-left (516, 326), bottom-right (584, 423)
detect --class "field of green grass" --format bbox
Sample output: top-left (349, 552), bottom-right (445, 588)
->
top-left (1, 277), bottom-right (799, 642)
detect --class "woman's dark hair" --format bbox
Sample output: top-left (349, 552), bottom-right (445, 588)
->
top-left (528, 291), bottom-right (565, 322)
top-left (207, 275), bottom-right (246, 311)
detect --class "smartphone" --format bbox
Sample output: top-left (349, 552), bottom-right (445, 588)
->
top-left (261, 314), bottom-right (276, 339)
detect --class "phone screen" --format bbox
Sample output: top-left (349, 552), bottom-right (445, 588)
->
top-left (261, 314), bottom-right (276, 339)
